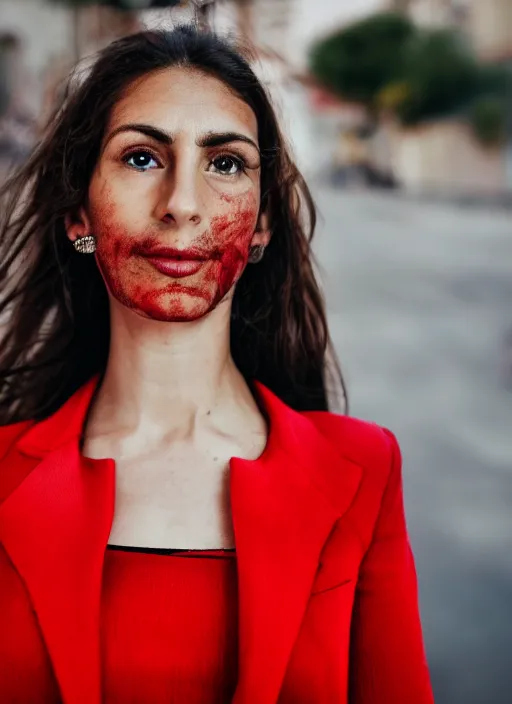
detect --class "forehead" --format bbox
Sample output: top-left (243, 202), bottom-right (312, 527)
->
top-left (107, 67), bottom-right (258, 141)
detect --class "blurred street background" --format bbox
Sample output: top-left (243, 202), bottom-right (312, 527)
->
top-left (1, 1), bottom-right (511, 702)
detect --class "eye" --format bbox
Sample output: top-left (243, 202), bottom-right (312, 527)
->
top-left (123, 150), bottom-right (160, 172)
top-left (210, 155), bottom-right (245, 176)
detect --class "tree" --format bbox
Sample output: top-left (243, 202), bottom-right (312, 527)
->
top-left (391, 30), bottom-right (512, 140)
top-left (308, 12), bottom-right (415, 111)
top-left (309, 10), bottom-right (512, 146)
top-left (470, 96), bottom-right (507, 147)
top-left (394, 28), bottom-right (480, 125)
top-left (476, 63), bottom-right (512, 103)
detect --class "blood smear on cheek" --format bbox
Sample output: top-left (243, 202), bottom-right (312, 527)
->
top-left (208, 205), bottom-right (256, 300)
top-left (96, 231), bottom-right (136, 308)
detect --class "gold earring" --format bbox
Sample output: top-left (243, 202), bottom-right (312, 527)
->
top-left (248, 245), bottom-right (265, 264)
top-left (73, 234), bottom-right (97, 254)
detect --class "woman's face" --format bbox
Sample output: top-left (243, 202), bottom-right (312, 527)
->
top-left (73, 67), bottom-right (268, 322)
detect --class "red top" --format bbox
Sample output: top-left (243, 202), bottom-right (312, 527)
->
top-left (0, 377), bottom-right (435, 703)
top-left (0, 544), bottom-right (239, 703)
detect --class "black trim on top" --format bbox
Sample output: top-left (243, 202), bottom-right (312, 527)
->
top-left (107, 544), bottom-right (236, 557)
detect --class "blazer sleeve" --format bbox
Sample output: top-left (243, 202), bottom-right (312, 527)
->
top-left (348, 429), bottom-right (435, 704)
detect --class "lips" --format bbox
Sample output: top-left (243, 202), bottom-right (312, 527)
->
top-left (138, 246), bottom-right (209, 279)
top-left (145, 257), bottom-right (204, 278)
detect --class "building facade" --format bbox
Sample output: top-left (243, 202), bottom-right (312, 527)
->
top-left (469, 0), bottom-right (512, 61)
top-left (374, 0), bottom-right (512, 197)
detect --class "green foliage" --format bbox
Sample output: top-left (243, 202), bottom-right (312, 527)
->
top-left (470, 97), bottom-right (508, 147)
top-left (376, 80), bottom-right (411, 113)
top-left (395, 29), bottom-right (480, 125)
top-left (309, 11), bottom-right (511, 140)
top-left (476, 63), bottom-right (512, 101)
top-left (309, 12), bottom-right (415, 108)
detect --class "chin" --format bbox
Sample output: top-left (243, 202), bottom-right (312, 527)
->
top-left (133, 300), bottom-right (216, 323)
top-left (112, 283), bottom-right (233, 323)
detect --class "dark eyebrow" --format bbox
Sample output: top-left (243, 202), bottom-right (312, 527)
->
top-left (105, 123), bottom-right (172, 146)
top-left (105, 124), bottom-right (259, 153)
top-left (197, 131), bottom-right (260, 153)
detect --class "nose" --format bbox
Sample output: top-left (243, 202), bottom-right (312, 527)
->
top-left (156, 155), bottom-right (202, 228)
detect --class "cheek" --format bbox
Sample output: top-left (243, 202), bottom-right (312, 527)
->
top-left (89, 180), bottom-right (138, 239)
top-left (209, 199), bottom-right (259, 297)
top-left (98, 235), bottom-right (127, 276)
top-left (89, 193), bottom-right (141, 284)
top-left (89, 184), bottom-right (260, 319)
top-left (94, 223), bottom-right (143, 300)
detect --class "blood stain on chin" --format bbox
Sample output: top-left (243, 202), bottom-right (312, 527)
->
top-left (138, 282), bottom-right (210, 321)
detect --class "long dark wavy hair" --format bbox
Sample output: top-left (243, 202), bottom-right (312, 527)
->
top-left (0, 25), bottom-right (347, 423)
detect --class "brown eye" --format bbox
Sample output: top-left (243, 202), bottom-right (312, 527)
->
top-left (210, 155), bottom-right (244, 175)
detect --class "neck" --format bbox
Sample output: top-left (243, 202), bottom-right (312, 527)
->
top-left (91, 297), bottom-right (255, 436)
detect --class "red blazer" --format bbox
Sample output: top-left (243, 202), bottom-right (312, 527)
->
top-left (0, 377), bottom-right (434, 704)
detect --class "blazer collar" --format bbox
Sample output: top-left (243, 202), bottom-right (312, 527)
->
top-left (15, 376), bottom-right (100, 458)
top-left (0, 376), bottom-right (362, 704)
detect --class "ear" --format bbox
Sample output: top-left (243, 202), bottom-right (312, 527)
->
top-left (250, 210), bottom-right (271, 248)
top-left (64, 207), bottom-right (92, 244)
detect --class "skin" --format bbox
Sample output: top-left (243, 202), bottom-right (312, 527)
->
top-left (64, 68), bottom-right (272, 549)
top-left (70, 67), bottom-right (268, 322)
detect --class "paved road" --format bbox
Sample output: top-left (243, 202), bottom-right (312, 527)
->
top-left (312, 187), bottom-right (512, 704)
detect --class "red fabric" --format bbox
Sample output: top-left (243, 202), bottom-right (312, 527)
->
top-left (0, 378), bottom-right (435, 704)
top-left (0, 545), bottom-right (238, 703)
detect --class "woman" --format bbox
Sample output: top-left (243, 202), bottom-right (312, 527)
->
top-left (0, 26), bottom-right (434, 704)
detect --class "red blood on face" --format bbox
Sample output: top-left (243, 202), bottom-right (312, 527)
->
top-left (93, 190), bottom-right (260, 322)
top-left (215, 208), bottom-right (255, 298)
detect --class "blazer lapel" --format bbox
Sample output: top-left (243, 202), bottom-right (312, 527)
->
top-left (0, 379), bottom-right (362, 704)
top-left (230, 384), bottom-right (362, 704)
top-left (0, 378), bottom-right (114, 704)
